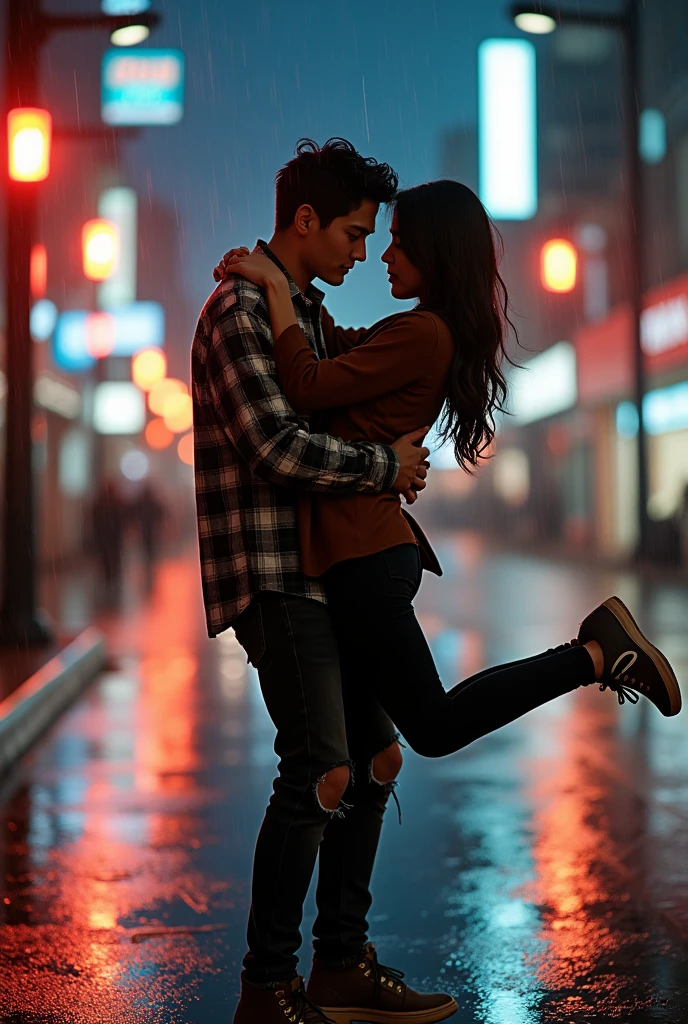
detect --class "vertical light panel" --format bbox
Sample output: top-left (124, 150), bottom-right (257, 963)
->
top-left (97, 186), bottom-right (138, 309)
top-left (478, 38), bottom-right (537, 220)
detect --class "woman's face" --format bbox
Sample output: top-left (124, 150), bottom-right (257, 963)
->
top-left (381, 212), bottom-right (425, 301)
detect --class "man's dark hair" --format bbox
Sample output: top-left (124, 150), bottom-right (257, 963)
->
top-left (274, 138), bottom-right (398, 231)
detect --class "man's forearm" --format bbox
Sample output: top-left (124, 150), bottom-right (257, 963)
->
top-left (246, 424), bottom-right (399, 495)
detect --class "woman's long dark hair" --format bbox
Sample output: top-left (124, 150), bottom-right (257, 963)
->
top-left (393, 180), bottom-right (516, 471)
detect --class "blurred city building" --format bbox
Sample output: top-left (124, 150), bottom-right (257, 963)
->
top-left (436, 1), bottom-right (688, 565)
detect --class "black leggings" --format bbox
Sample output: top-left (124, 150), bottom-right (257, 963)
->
top-left (323, 544), bottom-right (595, 758)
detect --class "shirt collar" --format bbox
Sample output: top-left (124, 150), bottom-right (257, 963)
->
top-left (256, 240), bottom-right (325, 309)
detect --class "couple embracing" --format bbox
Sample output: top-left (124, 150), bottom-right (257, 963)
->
top-left (191, 138), bottom-right (681, 1024)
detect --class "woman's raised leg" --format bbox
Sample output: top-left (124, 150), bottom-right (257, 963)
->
top-left (324, 545), bottom-right (596, 759)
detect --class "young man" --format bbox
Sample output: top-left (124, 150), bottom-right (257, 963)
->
top-left (192, 139), bottom-right (458, 1023)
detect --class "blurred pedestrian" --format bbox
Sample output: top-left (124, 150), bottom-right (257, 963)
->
top-left (133, 481), bottom-right (166, 589)
top-left (91, 479), bottom-right (127, 604)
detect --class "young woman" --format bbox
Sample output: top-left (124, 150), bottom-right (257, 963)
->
top-left (214, 178), bottom-right (681, 762)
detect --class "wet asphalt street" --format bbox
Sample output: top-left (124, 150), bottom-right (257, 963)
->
top-left (1, 534), bottom-right (688, 1023)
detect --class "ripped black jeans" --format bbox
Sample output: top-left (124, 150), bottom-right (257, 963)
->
top-left (233, 591), bottom-right (398, 986)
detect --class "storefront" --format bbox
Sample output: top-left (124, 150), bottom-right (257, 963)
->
top-left (490, 341), bottom-right (589, 546)
top-left (575, 270), bottom-right (688, 555)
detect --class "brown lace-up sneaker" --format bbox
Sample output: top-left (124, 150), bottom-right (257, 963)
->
top-left (578, 595), bottom-right (681, 716)
top-left (306, 943), bottom-right (458, 1023)
top-left (233, 975), bottom-right (335, 1023)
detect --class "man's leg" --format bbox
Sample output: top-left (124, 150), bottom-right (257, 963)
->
top-left (232, 592), bottom-right (351, 987)
top-left (312, 670), bottom-right (402, 969)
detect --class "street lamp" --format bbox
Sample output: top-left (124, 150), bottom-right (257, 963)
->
top-left (513, 11), bottom-right (556, 34)
top-left (110, 24), bottom-right (150, 46)
top-left (511, 0), bottom-right (650, 559)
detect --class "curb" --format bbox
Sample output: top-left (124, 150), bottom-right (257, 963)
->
top-left (0, 627), bottom-right (107, 776)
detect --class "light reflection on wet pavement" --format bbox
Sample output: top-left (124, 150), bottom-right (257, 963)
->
top-left (2, 535), bottom-right (688, 1022)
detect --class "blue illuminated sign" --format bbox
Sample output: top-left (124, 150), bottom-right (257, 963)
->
top-left (617, 381), bottom-right (688, 437)
top-left (639, 109), bottom-right (667, 165)
top-left (102, 49), bottom-right (184, 126)
top-left (478, 39), bottom-right (537, 221)
top-left (111, 302), bottom-right (165, 354)
top-left (31, 299), bottom-right (58, 342)
top-left (102, 0), bottom-right (151, 12)
top-left (53, 312), bottom-right (95, 372)
top-left (53, 302), bottom-right (165, 373)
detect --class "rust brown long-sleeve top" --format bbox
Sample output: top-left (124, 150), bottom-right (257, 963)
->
top-left (273, 306), bottom-right (455, 577)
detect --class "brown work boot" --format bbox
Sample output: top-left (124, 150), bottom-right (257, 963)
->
top-left (306, 943), bottom-right (458, 1023)
top-left (233, 975), bottom-right (336, 1023)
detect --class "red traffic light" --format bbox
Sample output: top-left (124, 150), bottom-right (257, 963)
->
top-left (8, 108), bottom-right (52, 182)
top-left (540, 239), bottom-right (577, 293)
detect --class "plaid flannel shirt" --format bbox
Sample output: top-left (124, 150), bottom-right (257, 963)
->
top-left (192, 242), bottom-right (400, 637)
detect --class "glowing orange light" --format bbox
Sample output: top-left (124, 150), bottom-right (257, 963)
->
top-left (30, 244), bottom-right (47, 298)
top-left (148, 377), bottom-right (187, 416)
top-left (177, 433), bottom-right (193, 465)
top-left (540, 239), bottom-right (577, 293)
top-left (85, 312), bottom-right (117, 358)
top-left (145, 417), bottom-right (174, 450)
top-left (82, 219), bottom-right (119, 281)
top-left (8, 108), bottom-right (52, 182)
top-left (163, 393), bottom-right (193, 433)
top-left (132, 348), bottom-right (167, 392)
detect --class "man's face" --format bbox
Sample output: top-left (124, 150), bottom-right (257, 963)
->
top-left (303, 199), bottom-right (378, 286)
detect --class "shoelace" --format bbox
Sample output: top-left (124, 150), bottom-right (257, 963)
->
top-left (363, 946), bottom-right (406, 1004)
top-left (279, 985), bottom-right (335, 1024)
top-left (599, 679), bottom-right (641, 706)
top-left (389, 781), bottom-right (402, 825)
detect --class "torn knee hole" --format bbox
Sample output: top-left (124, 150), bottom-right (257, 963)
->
top-left (371, 742), bottom-right (403, 785)
top-left (315, 764), bottom-right (351, 813)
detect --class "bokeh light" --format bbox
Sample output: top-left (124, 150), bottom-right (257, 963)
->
top-left (132, 348), bottom-right (167, 392)
top-left (177, 433), bottom-right (193, 465)
top-left (148, 378), bottom-right (187, 416)
top-left (120, 448), bottom-right (150, 481)
top-left (145, 417), bottom-right (174, 450)
top-left (163, 393), bottom-right (193, 433)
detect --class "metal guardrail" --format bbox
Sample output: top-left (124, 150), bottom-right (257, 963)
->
top-left (0, 627), bottom-right (107, 776)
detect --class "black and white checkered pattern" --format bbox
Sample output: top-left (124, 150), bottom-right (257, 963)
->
top-left (191, 242), bottom-right (399, 637)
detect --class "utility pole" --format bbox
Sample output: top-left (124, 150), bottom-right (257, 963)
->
top-left (2, 0), bottom-right (46, 644)
top-left (0, 3), bottom-right (159, 645)
top-left (624, 0), bottom-right (651, 559)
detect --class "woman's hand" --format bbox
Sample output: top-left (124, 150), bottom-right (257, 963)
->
top-left (213, 249), bottom-right (287, 293)
top-left (213, 246), bottom-right (250, 281)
